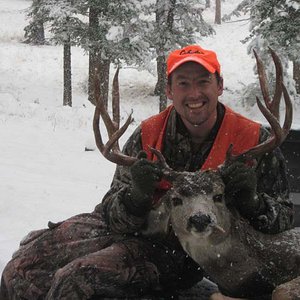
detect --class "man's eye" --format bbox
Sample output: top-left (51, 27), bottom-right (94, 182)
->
top-left (213, 194), bottom-right (224, 203)
top-left (198, 80), bottom-right (210, 85)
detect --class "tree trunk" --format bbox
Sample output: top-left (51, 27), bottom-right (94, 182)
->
top-left (215, 0), bottom-right (221, 24)
top-left (63, 38), bottom-right (72, 107)
top-left (112, 67), bottom-right (120, 128)
top-left (156, 55), bottom-right (167, 112)
top-left (88, 6), bottom-right (99, 106)
top-left (88, 6), bottom-right (110, 108)
top-left (95, 58), bottom-right (110, 110)
top-left (154, 0), bottom-right (175, 112)
top-left (293, 60), bottom-right (300, 94)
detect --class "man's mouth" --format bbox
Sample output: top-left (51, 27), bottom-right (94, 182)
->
top-left (187, 102), bottom-right (205, 109)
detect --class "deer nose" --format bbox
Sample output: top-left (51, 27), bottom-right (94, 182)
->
top-left (188, 213), bottom-right (212, 232)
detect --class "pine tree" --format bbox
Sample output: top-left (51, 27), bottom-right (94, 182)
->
top-left (25, 0), bottom-right (150, 109)
top-left (24, 0), bottom-right (214, 112)
top-left (24, 0), bottom-right (47, 45)
top-left (225, 0), bottom-right (300, 107)
top-left (85, 0), bottom-right (150, 107)
top-left (146, 0), bottom-right (214, 111)
top-left (246, 0), bottom-right (300, 97)
top-left (39, 0), bottom-right (86, 107)
top-left (222, 0), bottom-right (251, 22)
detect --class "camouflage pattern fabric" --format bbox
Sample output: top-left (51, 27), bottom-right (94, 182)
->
top-left (0, 213), bottom-right (203, 300)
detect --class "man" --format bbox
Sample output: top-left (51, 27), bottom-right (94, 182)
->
top-left (0, 45), bottom-right (294, 300)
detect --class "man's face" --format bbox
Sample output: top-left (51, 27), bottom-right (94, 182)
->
top-left (166, 62), bottom-right (223, 129)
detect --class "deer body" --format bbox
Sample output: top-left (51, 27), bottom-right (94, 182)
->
top-left (168, 170), bottom-right (300, 298)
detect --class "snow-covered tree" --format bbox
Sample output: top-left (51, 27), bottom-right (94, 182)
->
top-left (24, 0), bottom-right (150, 108)
top-left (85, 0), bottom-right (150, 107)
top-left (24, 0), bottom-right (47, 45)
top-left (224, 0), bottom-right (300, 108)
top-left (24, 0), bottom-right (214, 111)
top-left (39, 0), bottom-right (86, 107)
top-left (246, 0), bottom-right (300, 96)
top-left (145, 0), bottom-right (214, 111)
top-left (222, 0), bottom-right (252, 22)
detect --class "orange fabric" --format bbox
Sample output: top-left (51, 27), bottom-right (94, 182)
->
top-left (141, 105), bottom-right (174, 162)
top-left (141, 105), bottom-right (261, 196)
top-left (167, 45), bottom-right (221, 76)
top-left (200, 106), bottom-right (261, 170)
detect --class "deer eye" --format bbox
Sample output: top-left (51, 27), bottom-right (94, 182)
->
top-left (213, 194), bottom-right (224, 203)
top-left (172, 197), bottom-right (183, 207)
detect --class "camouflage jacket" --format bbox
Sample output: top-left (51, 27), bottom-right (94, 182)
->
top-left (95, 103), bottom-right (294, 244)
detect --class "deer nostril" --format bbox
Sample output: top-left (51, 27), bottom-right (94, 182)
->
top-left (188, 214), bottom-right (212, 232)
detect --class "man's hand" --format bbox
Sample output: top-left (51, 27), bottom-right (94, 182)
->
top-left (123, 151), bottom-right (163, 216)
top-left (220, 161), bottom-right (261, 218)
top-left (130, 151), bottom-right (163, 196)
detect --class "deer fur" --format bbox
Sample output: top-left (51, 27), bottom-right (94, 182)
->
top-left (161, 169), bottom-right (300, 299)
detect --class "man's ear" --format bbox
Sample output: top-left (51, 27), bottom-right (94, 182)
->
top-left (218, 77), bottom-right (224, 96)
top-left (166, 84), bottom-right (173, 100)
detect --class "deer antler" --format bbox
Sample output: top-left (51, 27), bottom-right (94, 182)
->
top-left (92, 68), bottom-right (181, 179)
top-left (254, 47), bottom-right (283, 121)
top-left (93, 67), bottom-right (138, 166)
top-left (227, 48), bottom-right (293, 163)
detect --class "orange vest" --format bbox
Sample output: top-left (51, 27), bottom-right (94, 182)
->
top-left (141, 104), bottom-right (261, 197)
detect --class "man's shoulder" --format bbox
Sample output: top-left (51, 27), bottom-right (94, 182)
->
top-left (224, 105), bottom-right (261, 126)
top-left (141, 105), bottom-right (174, 126)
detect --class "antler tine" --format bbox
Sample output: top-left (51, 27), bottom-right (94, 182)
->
top-left (281, 82), bottom-right (293, 141)
top-left (150, 147), bottom-right (182, 180)
top-left (269, 47), bottom-right (283, 120)
top-left (253, 48), bottom-right (283, 120)
top-left (253, 49), bottom-right (272, 113)
top-left (227, 50), bottom-right (293, 163)
top-left (94, 70), bottom-right (118, 139)
top-left (93, 68), bottom-right (138, 166)
top-left (112, 67), bottom-right (120, 129)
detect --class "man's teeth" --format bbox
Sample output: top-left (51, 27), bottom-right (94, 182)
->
top-left (187, 103), bottom-right (204, 109)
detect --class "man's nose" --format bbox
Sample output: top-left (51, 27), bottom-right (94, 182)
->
top-left (188, 83), bottom-right (202, 98)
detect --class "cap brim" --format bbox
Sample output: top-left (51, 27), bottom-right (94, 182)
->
top-left (168, 56), bottom-right (216, 75)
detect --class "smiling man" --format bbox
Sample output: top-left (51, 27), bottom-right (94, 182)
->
top-left (166, 47), bottom-right (223, 145)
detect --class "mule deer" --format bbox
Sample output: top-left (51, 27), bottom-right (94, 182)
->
top-left (93, 50), bottom-right (298, 299)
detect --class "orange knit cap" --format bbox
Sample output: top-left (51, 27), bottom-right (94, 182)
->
top-left (167, 45), bottom-right (221, 76)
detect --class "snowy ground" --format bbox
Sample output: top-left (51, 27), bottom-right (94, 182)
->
top-left (0, 0), bottom-right (299, 276)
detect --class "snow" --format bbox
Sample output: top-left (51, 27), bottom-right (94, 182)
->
top-left (0, 0), bottom-right (299, 276)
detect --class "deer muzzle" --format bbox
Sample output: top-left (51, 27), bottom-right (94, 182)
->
top-left (188, 213), bottom-right (212, 232)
